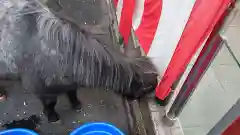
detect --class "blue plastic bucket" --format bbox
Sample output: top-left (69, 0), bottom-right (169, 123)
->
top-left (70, 122), bottom-right (125, 135)
top-left (0, 128), bottom-right (38, 135)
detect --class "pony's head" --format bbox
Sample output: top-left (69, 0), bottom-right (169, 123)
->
top-left (130, 72), bottom-right (158, 100)
top-left (118, 46), bottom-right (158, 100)
top-left (121, 57), bottom-right (159, 100)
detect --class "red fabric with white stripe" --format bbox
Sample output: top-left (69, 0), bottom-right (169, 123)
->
top-left (118, 0), bottom-right (135, 44)
top-left (156, 0), bottom-right (233, 99)
top-left (134, 0), bottom-right (162, 53)
top-left (222, 117), bottom-right (240, 135)
top-left (115, 0), bottom-right (233, 100)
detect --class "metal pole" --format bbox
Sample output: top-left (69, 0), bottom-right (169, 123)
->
top-left (162, 3), bottom-right (235, 126)
top-left (163, 34), bottom-right (224, 126)
top-left (207, 99), bottom-right (240, 135)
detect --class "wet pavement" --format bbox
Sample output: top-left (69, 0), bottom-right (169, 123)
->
top-left (0, 0), bottom-right (136, 134)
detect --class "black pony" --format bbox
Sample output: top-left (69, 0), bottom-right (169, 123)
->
top-left (0, 0), bottom-right (158, 123)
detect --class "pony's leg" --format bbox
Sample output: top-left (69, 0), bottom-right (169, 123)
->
top-left (39, 95), bottom-right (60, 123)
top-left (66, 90), bottom-right (82, 111)
top-left (0, 73), bottom-right (20, 102)
top-left (0, 87), bottom-right (7, 102)
top-left (23, 71), bottom-right (60, 123)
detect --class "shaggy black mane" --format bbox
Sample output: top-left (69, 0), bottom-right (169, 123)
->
top-left (0, 0), bottom-right (157, 95)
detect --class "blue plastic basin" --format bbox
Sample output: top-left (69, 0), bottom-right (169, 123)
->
top-left (0, 128), bottom-right (38, 135)
top-left (70, 122), bottom-right (125, 135)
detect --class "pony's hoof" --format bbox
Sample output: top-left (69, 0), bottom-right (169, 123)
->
top-left (48, 113), bottom-right (61, 124)
top-left (71, 102), bottom-right (82, 112)
top-left (0, 94), bottom-right (6, 102)
top-left (73, 105), bottom-right (82, 112)
top-left (50, 119), bottom-right (62, 124)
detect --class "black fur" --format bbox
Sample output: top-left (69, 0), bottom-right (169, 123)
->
top-left (0, 0), bottom-right (158, 122)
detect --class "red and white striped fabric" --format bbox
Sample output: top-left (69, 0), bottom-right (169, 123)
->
top-left (114, 0), bottom-right (233, 100)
